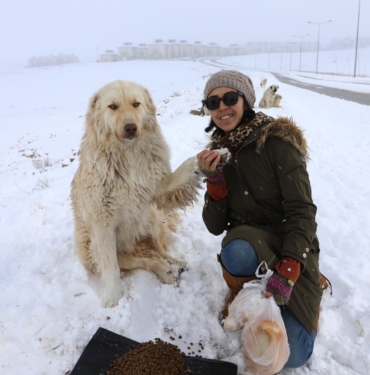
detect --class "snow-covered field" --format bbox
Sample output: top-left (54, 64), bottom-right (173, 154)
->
top-left (1, 48), bottom-right (370, 375)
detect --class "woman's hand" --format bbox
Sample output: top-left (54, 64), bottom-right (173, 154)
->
top-left (264, 291), bottom-right (273, 298)
top-left (197, 150), bottom-right (221, 171)
top-left (265, 273), bottom-right (294, 305)
top-left (197, 150), bottom-right (225, 186)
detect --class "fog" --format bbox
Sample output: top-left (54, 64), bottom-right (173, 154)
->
top-left (1, 0), bottom-right (369, 63)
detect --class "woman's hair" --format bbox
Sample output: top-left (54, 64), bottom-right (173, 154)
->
top-left (204, 99), bottom-right (256, 134)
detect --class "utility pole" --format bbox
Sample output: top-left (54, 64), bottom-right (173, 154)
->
top-left (280, 44), bottom-right (283, 70)
top-left (308, 20), bottom-right (332, 74)
top-left (286, 42), bottom-right (298, 71)
top-left (354, 0), bottom-right (361, 78)
top-left (293, 34), bottom-right (310, 72)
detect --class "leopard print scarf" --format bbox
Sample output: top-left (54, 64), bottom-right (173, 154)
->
top-left (211, 111), bottom-right (275, 152)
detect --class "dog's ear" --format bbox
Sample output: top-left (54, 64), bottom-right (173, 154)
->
top-left (86, 93), bottom-right (101, 124)
top-left (143, 88), bottom-right (156, 117)
top-left (89, 94), bottom-right (100, 111)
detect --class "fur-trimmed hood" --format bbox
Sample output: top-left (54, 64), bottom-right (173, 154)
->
top-left (256, 114), bottom-right (309, 161)
top-left (208, 111), bottom-right (309, 161)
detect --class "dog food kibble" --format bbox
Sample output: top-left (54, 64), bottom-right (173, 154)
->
top-left (107, 338), bottom-right (192, 375)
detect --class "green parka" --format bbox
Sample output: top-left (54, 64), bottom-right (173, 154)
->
top-left (202, 114), bottom-right (322, 334)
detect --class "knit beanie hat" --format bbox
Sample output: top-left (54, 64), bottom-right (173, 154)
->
top-left (203, 70), bottom-right (256, 108)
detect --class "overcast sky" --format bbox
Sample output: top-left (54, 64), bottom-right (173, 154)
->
top-left (1, 0), bottom-right (369, 63)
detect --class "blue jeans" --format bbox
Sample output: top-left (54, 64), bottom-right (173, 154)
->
top-left (220, 239), bottom-right (316, 368)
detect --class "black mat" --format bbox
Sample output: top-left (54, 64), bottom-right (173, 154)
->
top-left (70, 327), bottom-right (238, 375)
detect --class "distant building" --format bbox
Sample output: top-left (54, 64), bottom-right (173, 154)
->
top-left (207, 43), bottom-right (219, 56)
top-left (117, 43), bottom-right (148, 60)
top-left (137, 44), bottom-right (149, 59)
top-left (148, 40), bottom-right (167, 59)
top-left (166, 40), bottom-right (179, 58)
top-left (179, 40), bottom-right (191, 57)
top-left (117, 44), bottom-right (135, 60)
top-left (192, 41), bottom-right (206, 58)
top-left (99, 50), bottom-right (118, 62)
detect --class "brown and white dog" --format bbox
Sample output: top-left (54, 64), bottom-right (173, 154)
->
top-left (71, 80), bottom-right (200, 307)
top-left (259, 85), bottom-right (279, 109)
top-left (272, 94), bottom-right (282, 108)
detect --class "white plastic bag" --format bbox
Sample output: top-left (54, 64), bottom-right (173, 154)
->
top-left (223, 264), bottom-right (290, 375)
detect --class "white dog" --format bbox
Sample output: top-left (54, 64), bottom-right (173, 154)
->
top-left (273, 94), bottom-right (282, 107)
top-left (259, 85), bottom-right (279, 109)
top-left (260, 78), bottom-right (267, 88)
top-left (71, 80), bottom-right (200, 307)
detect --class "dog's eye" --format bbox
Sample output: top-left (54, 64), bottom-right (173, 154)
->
top-left (108, 104), bottom-right (117, 110)
top-left (133, 102), bottom-right (140, 108)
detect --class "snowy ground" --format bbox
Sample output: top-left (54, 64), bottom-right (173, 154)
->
top-left (1, 50), bottom-right (370, 375)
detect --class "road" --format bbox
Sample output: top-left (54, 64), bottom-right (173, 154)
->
top-left (200, 59), bottom-right (370, 106)
top-left (271, 72), bottom-right (370, 106)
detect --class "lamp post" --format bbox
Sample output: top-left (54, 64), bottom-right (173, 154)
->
top-left (286, 42), bottom-right (298, 71)
top-left (253, 42), bottom-right (261, 69)
top-left (280, 44), bottom-right (285, 70)
top-left (308, 20), bottom-right (332, 74)
top-left (267, 42), bottom-right (278, 70)
top-left (293, 34), bottom-right (310, 72)
top-left (354, 0), bottom-right (361, 78)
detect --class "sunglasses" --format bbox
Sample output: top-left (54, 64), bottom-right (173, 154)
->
top-left (202, 91), bottom-right (244, 110)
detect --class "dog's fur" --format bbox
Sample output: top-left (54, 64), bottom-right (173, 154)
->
top-left (259, 85), bottom-right (279, 109)
top-left (71, 80), bottom-right (200, 307)
top-left (272, 94), bottom-right (282, 108)
top-left (260, 78), bottom-right (267, 88)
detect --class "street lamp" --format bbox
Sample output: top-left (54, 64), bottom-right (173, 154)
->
top-left (286, 42), bottom-right (298, 71)
top-left (293, 34), bottom-right (310, 72)
top-left (308, 20), bottom-right (332, 74)
top-left (354, 0), bottom-right (361, 78)
top-left (280, 44), bottom-right (285, 71)
top-left (253, 42), bottom-right (262, 69)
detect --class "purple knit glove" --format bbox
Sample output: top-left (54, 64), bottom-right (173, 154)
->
top-left (199, 166), bottom-right (225, 185)
top-left (265, 273), bottom-right (294, 306)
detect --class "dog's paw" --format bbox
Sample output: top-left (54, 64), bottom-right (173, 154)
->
top-left (161, 262), bottom-right (187, 284)
top-left (101, 277), bottom-right (123, 308)
top-left (178, 265), bottom-right (188, 274)
top-left (101, 288), bottom-right (123, 308)
top-left (179, 156), bottom-right (201, 181)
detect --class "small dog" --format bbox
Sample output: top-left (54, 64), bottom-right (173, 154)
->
top-left (71, 80), bottom-right (200, 307)
top-left (259, 85), bottom-right (279, 109)
top-left (189, 105), bottom-right (210, 116)
top-left (272, 94), bottom-right (282, 108)
top-left (260, 78), bottom-right (267, 88)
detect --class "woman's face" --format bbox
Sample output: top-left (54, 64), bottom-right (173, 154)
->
top-left (207, 86), bottom-right (245, 134)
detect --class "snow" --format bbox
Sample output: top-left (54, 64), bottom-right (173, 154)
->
top-left (1, 47), bottom-right (370, 375)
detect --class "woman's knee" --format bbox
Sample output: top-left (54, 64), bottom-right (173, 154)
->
top-left (220, 239), bottom-right (259, 276)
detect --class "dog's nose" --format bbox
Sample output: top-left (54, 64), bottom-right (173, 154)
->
top-left (124, 123), bottom-right (137, 138)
